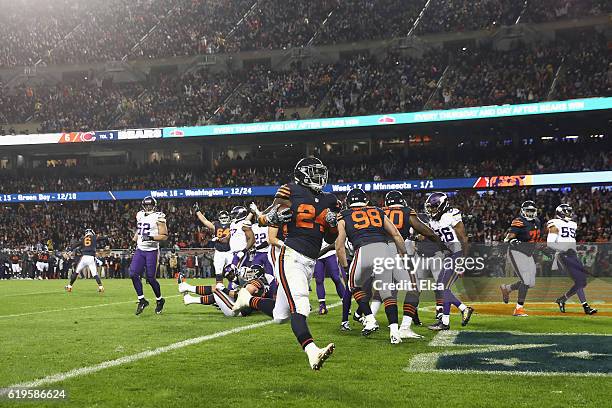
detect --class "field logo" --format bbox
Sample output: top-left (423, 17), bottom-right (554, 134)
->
top-left (406, 331), bottom-right (612, 377)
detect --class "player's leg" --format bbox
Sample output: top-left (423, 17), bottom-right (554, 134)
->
top-left (212, 288), bottom-right (236, 317)
top-left (314, 259), bottom-right (327, 314)
top-left (143, 250), bottom-right (164, 314)
top-left (66, 257), bottom-right (85, 291)
top-left (213, 251), bottom-right (226, 284)
top-left (348, 248), bottom-right (376, 332)
top-left (507, 250), bottom-right (532, 316)
top-left (325, 255), bottom-right (346, 299)
top-left (86, 256), bottom-right (104, 292)
top-left (183, 293), bottom-right (216, 306)
top-left (129, 249), bottom-right (150, 314)
top-left (340, 264), bottom-right (353, 331)
top-left (556, 251), bottom-right (597, 314)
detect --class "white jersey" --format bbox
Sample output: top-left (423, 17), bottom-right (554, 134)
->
top-left (428, 208), bottom-right (462, 254)
top-left (136, 210), bottom-right (166, 251)
top-left (229, 219), bottom-right (252, 252)
top-left (318, 241), bottom-right (335, 259)
top-left (547, 218), bottom-right (577, 252)
top-left (251, 223), bottom-right (269, 253)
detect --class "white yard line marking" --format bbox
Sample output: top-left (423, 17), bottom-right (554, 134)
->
top-left (1, 301), bottom-right (342, 391)
top-left (0, 295), bottom-right (181, 319)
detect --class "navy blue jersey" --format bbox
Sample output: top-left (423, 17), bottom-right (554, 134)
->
top-left (509, 216), bottom-right (541, 256)
top-left (383, 206), bottom-right (416, 240)
top-left (72, 234), bottom-right (97, 256)
top-left (275, 183), bottom-right (339, 260)
top-left (213, 221), bottom-right (231, 252)
top-left (339, 206), bottom-right (388, 251)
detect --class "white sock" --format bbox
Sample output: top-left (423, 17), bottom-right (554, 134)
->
top-left (183, 283), bottom-right (196, 292)
top-left (442, 314), bottom-right (450, 325)
top-left (304, 342), bottom-right (318, 357)
top-left (458, 303), bottom-right (467, 312)
top-left (156, 296), bottom-right (163, 301)
top-left (515, 303), bottom-right (522, 309)
top-left (183, 294), bottom-right (199, 305)
top-left (318, 299), bottom-right (326, 303)
top-left (401, 315), bottom-right (413, 328)
top-left (389, 323), bottom-right (399, 332)
top-left (137, 295), bottom-right (145, 300)
top-left (66, 284), bottom-right (72, 288)
top-left (371, 300), bottom-right (382, 316)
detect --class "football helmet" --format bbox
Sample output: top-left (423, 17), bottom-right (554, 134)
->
top-left (384, 190), bottom-right (406, 207)
top-left (84, 228), bottom-right (95, 236)
top-left (294, 157), bottom-right (328, 193)
top-left (424, 192), bottom-right (449, 220)
top-left (142, 196), bottom-right (157, 213)
top-left (239, 264), bottom-right (266, 282)
top-left (230, 206), bottom-right (248, 221)
top-left (218, 210), bottom-right (231, 224)
top-left (520, 200), bottom-right (537, 220)
top-left (555, 203), bottom-right (573, 221)
top-left (346, 188), bottom-right (368, 208)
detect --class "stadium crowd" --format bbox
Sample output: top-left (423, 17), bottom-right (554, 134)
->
top-left (2, 34), bottom-right (609, 134)
top-left (0, 140), bottom-right (608, 193)
top-left (0, 187), bottom-right (608, 256)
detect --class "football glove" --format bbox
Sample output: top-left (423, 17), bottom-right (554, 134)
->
top-left (141, 235), bottom-right (154, 242)
top-left (325, 210), bottom-right (338, 228)
top-left (249, 202), bottom-right (261, 217)
top-left (265, 204), bottom-right (293, 225)
top-left (193, 202), bottom-right (200, 212)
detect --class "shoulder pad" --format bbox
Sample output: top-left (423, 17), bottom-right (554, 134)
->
top-left (275, 184), bottom-right (291, 200)
top-left (511, 218), bottom-right (524, 228)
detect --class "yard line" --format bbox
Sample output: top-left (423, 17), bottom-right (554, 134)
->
top-left (1, 301), bottom-right (342, 391)
top-left (0, 295), bottom-right (181, 319)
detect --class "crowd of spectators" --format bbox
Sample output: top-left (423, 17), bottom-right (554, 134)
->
top-left (0, 139), bottom-right (608, 194)
top-left (0, 187), bottom-right (608, 254)
top-left (0, 0), bottom-right (608, 67)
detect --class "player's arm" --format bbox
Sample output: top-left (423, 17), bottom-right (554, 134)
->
top-left (243, 223), bottom-right (255, 250)
top-left (454, 221), bottom-right (470, 256)
top-left (335, 219), bottom-right (349, 269)
top-left (318, 243), bottom-right (335, 258)
top-left (546, 223), bottom-right (565, 251)
top-left (383, 215), bottom-right (407, 256)
top-left (148, 220), bottom-right (168, 242)
top-left (193, 203), bottom-right (215, 231)
top-left (268, 225), bottom-right (284, 248)
top-left (408, 214), bottom-right (447, 252)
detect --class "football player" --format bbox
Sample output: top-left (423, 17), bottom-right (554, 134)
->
top-left (65, 229), bottom-right (105, 293)
top-left (10, 252), bottom-right (21, 279)
top-left (193, 204), bottom-right (232, 284)
top-left (424, 192), bottom-right (474, 331)
top-left (548, 204), bottom-right (597, 315)
top-left (248, 205), bottom-right (274, 277)
top-left (180, 264), bottom-right (274, 316)
top-left (383, 190), bottom-right (448, 338)
top-left (229, 206), bottom-right (255, 268)
top-left (336, 188), bottom-right (409, 344)
top-left (500, 200), bottom-right (541, 317)
top-left (315, 242), bottom-right (346, 315)
top-left (233, 157), bottom-right (338, 370)
top-left (35, 251), bottom-right (50, 280)
top-left (130, 196), bottom-right (168, 315)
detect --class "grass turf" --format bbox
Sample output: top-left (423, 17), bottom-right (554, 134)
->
top-left (0, 278), bottom-right (610, 408)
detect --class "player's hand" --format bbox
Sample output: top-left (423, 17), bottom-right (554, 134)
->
top-left (277, 207), bottom-right (293, 224)
top-left (193, 202), bottom-right (200, 212)
top-left (249, 202), bottom-right (261, 216)
top-left (325, 210), bottom-right (338, 227)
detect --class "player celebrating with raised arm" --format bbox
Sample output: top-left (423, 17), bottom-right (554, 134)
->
top-left (424, 192), bottom-right (474, 331)
top-left (233, 157), bottom-right (339, 370)
top-left (130, 196), bottom-right (168, 315)
top-left (65, 228), bottom-right (105, 293)
top-left (500, 200), bottom-right (541, 317)
top-left (193, 204), bottom-right (232, 284)
top-left (549, 204), bottom-right (597, 315)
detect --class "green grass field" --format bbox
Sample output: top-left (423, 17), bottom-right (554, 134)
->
top-left (0, 279), bottom-right (610, 408)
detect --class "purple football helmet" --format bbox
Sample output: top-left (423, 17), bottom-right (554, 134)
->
top-left (424, 192), bottom-right (449, 219)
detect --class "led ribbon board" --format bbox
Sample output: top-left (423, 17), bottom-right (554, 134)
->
top-left (1, 171), bottom-right (610, 203)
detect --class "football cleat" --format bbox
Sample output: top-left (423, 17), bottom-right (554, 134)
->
top-left (155, 298), bottom-right (165, 314)
top-left (318, 303), bottom-right (328, 315)
top-left (178, 282), bottom-right (191, 294)
top-left (98, 285), bottom-right (105, 293)
top-left (232, 288), bottom-right (253, 314)
top-left (513, 306), bottom-right (528, 317)
top-left (461, 306), bottom-right (474, 327)
top-left (390, 329), bottom-right (403, 344)
top-left (65, 285), bottom-right (72, 292)
top-left (555, 297), bottom-right (566, 313)
top-left (399, 326), bottom-right (423, 339)
top-left (500, 285), bottom-right (510, 304)
top-left (583, 305), bottom-right (598, 315)
top-left (361, 315), bottom-right (379, 336)
top-left (428, 321), bottom-right (450, 331)
top-left (340, 321), bottom-right (351, 331)
top-left (353, 311), bottom-right (365, 325)
top-left (135, 298), bottom-right (149, 315)
top-left (309, 343), bottom-right (335, 370)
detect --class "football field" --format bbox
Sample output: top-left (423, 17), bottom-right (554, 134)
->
top-left (0, 279), bottom-right (610, 408)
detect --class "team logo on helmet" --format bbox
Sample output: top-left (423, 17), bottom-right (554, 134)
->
top-left (385, 190), bottom-right (406, 207)
top-left (520, 200), bottom-right (538, 221)
top-left (294, 157), bottom-right (328, 193)
top-left (230, 206), bottom-right (248, 221)
top-left (346, 188), bottom-right (368, 208)
top-left (555, 203), bottom-right (573, 221)
top-left (142, 196), bottom-right (157, 213)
